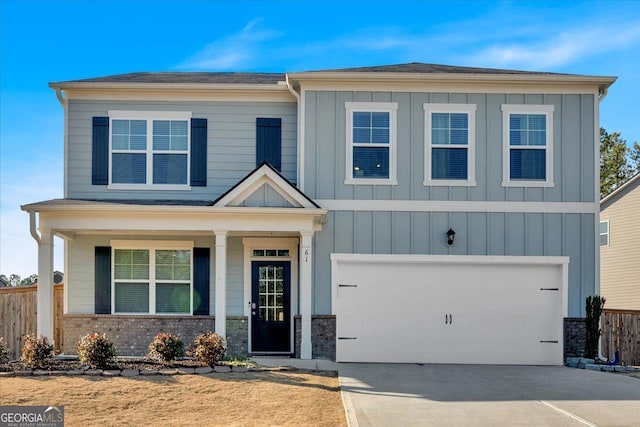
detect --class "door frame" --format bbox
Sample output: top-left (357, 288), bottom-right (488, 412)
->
top-left (243, 238), bottom-right (298, 354)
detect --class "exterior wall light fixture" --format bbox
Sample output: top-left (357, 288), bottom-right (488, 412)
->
top-left (446, 228), bottom-right (456, 246)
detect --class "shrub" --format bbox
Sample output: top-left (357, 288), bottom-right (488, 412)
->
top-left (77, 333), bottom-right (117, 369)
top-left (191, 332), bottom-right (226, 367)
top-left (21, 334), bottom-right (54, 368)
top-left (147, 333), bottom-right (185, 364)
top-left (0, 337), bottom-right (9, 363)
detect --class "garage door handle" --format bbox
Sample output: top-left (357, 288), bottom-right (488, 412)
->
top-left (540, 288), bottom-right (559, 291)
top-left (540, 340), bottom-right (558, 343)
top-left (445, 314), bottom-right (452, 324)
top-left (338, 337), bottom-right (357, 340)
top-left (338, 284), bottom-right (357, 288)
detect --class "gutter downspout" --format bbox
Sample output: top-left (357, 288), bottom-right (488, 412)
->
top-left (55, 88), bottom-right (65, 106)
top-left (285, 74), bottom-right (303, 189)
top-left (596, 84), bottom-right (609, 362)
top-left (598, 86), bottom-right (609, 101)
top-left (29, 211), bottom-right (41, 244)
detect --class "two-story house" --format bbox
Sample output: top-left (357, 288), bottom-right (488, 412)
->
top-left (23, 63), bottom-right (615, 364)
top-left (600, 172), bottom-right (640, 310)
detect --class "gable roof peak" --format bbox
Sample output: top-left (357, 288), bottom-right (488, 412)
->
top-left (213, 162), bottom-right (320, 209)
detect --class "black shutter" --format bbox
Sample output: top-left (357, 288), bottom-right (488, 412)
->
top-left (92, 117), bottom-right (109, 185)
top-left (190, 118), bottom-right (208, 187)
top-left (95, 246), bottom-right (112, 314)
top-left (256, 118), bottom-right (282, 171)
top-left (193, 247), bottom-right (210, 315)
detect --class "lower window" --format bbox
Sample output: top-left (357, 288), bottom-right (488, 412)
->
top-left (113, 247), bottom-right (192, 314)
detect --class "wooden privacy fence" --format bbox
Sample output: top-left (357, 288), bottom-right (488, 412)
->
top-left (0, 284), bottom-right (63, 360)
top-left (602, 308), bottom-right (640, 366)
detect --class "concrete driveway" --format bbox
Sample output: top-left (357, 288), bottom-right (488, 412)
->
top-left (339, 364), bottom-right (640, 427)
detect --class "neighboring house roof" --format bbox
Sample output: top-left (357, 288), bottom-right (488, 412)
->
top-left (0, 277), bottom-right (8, 287)
top-left (601, 172), bottom-right (640, 210)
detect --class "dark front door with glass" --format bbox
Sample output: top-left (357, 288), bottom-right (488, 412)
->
top-left (251, 261), bottom-right (291, 352)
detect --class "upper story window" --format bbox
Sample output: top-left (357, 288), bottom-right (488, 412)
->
top-left (109, 111), bottom-right (192, 189)
top-left (423, 104), bottom-right (476, 186)
top-left (502, 105), bottom-right (554, 187)
top-left (345, 102), bottom-right (398, 185)
top-left (599, 221), bottom-right (610, 246)
top-left (112, 241), bottom-right (193, 315)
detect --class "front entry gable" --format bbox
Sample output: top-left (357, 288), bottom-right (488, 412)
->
top-left (213, 161), bottom-right (320, 209)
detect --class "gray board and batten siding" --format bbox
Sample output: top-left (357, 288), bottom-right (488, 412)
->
top-left (67, 99), bottom-right (298, 200)
top-left (303, 91), bottom-right (596, 202)
top-left (304, 90), bottom-right (597, 318)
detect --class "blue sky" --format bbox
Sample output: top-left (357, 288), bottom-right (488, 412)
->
top-left (1, 0), bottom-right (639, 277)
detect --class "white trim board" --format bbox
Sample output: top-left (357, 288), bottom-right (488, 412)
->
top-left (315, 199), bottom-right (598, 214)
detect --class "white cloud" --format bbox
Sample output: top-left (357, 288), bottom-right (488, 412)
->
top-left (466, 24), bottom-right (640, 70)
top-left (177, 18), bottom-right (281, 70)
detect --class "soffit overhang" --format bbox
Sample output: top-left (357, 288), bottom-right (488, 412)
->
top-left (50, 82), bottom-right (296, 102)
top-left (21, 200), bottom-right (327, 236)
top-left (287, 71), bottom-right (617, 94)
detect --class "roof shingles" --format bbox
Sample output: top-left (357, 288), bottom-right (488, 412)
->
top-left (51, 62), bottom-right (597, 86)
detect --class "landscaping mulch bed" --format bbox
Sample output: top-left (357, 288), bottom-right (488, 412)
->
top-left (0, 357), bottom-right (247, 375)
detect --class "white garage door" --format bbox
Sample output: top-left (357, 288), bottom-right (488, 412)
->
top-left (332, 255), bottom-right (568, 365)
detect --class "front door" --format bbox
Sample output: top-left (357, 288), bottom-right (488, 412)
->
top-left (251, 261), bottom-right (291, 352)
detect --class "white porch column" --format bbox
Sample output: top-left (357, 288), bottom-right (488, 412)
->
top-left (214, 231), bottom-right (227, 340)
top-left (37, 230), bottom-right (54, 340)
top-left (299, 232), bottom-right (313, 359)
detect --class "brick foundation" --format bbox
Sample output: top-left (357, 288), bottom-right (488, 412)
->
top-left (63, 315), bottom-right (249, 357)
top-left (564, 317), bottom-right (586, 358)
top-left (294, 315), bottom-right (336, 360)
top-left (226, 317), bottom-right (248, 356)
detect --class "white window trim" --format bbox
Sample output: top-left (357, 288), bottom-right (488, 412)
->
top-left (423, 103), bottom-right (477, 186)
top-left (344, 102), bottom-right (398, 185)
top-left (599, 220), bottom-right (610, 247)
top-left (108, 111), bottom-right (193, 191)
top-left (110, 240), bottom-right (194, 315)
top-left (501, 104), bottom-right (554, 188)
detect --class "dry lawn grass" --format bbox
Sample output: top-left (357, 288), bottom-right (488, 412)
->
top-left (0, 371), bottom-right (347, 426)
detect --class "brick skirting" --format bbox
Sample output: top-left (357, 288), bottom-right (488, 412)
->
top-left (294, 315), bottom-right (336, 360)
top-left (63, 315), bottom-right (248, 357)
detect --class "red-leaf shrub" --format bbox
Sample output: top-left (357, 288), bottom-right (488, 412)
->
top-left (21, 334), bottom-right (54, 368)
top-left (191, 332), bottom-right (226, 367)
top-left (77, 333), bottom-right (117, 369)
top-left (147, 332), bottom-right (185, 364)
